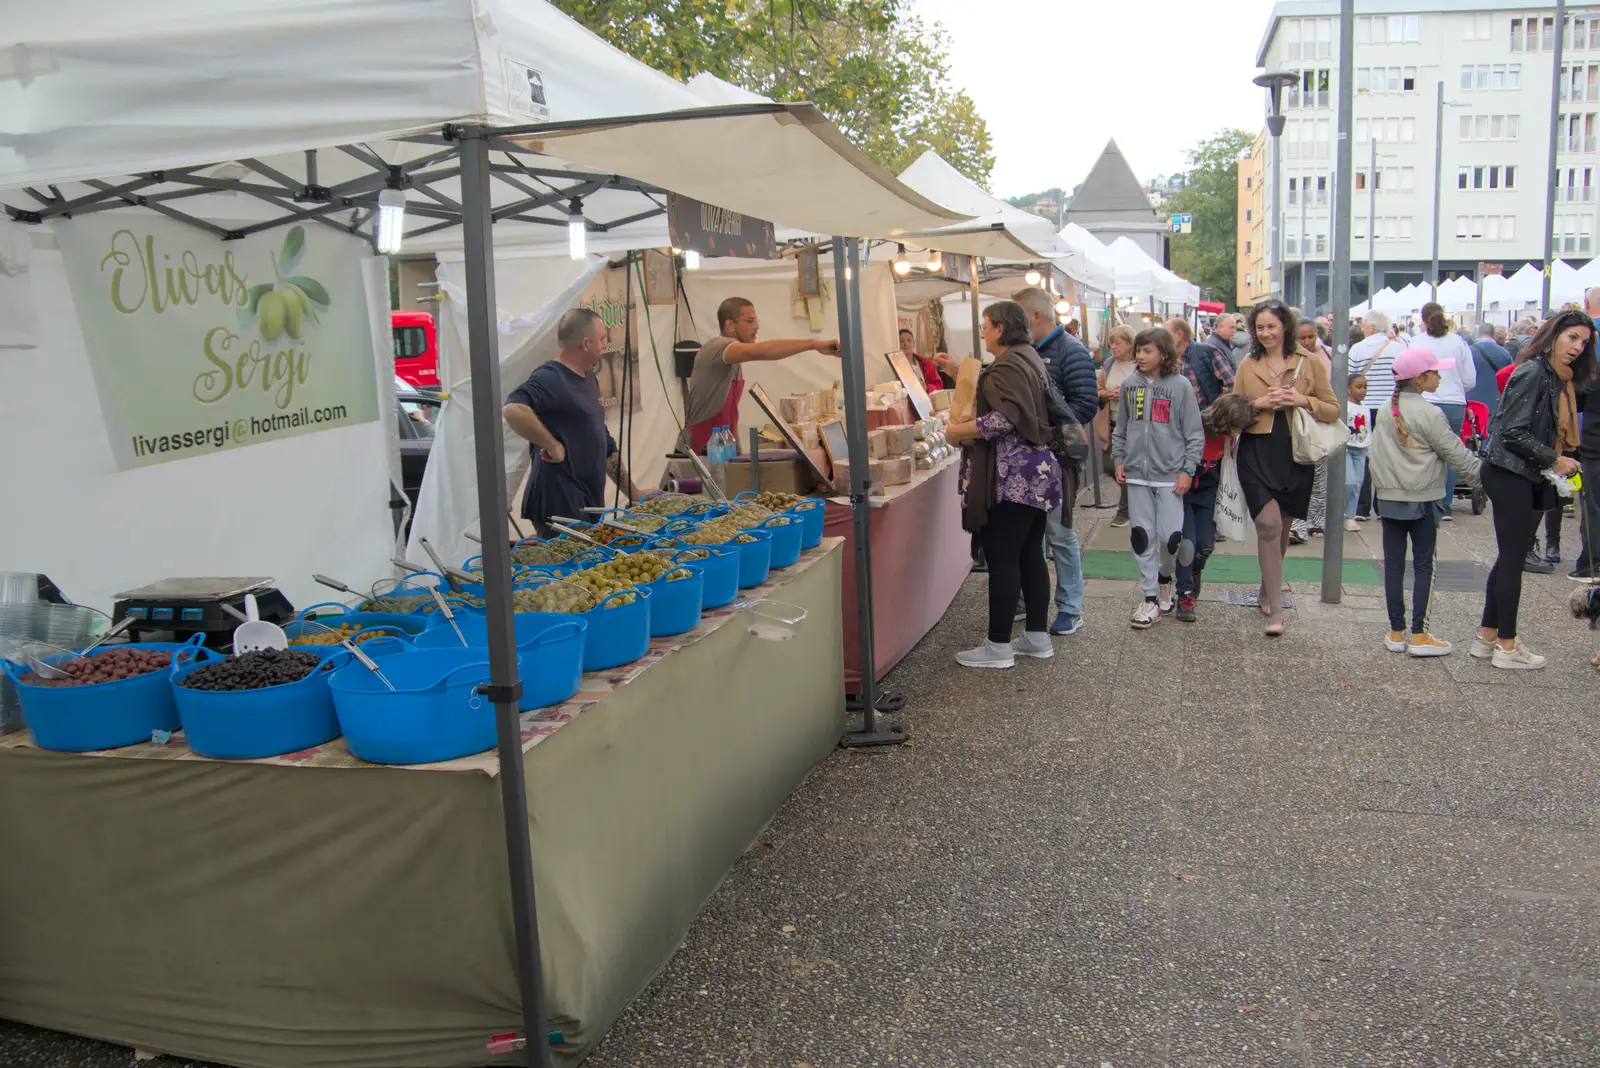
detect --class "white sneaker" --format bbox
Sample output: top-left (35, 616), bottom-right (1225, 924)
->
top-left (1491, 642), bottom-right (1547, 670)
top-left (1469, 637), bottom-right (1497, 660)
top-left (956, 640), bottom-right (1015, 669)
top-left (1157, 582), bottom-right (1175, 614)
top-left (1345, 518), bottom-right (1359, 532)
top-left (1131, 601), bottom-right (1161, 630)
top-left (1012, 632), bottom-right (1055, 660)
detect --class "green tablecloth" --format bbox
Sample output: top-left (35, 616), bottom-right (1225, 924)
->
top-left (0, 544), bottom-right (844, 1067)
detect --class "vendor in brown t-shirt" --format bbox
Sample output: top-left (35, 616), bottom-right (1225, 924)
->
top-left (681, 296), bottom-right (839, 453)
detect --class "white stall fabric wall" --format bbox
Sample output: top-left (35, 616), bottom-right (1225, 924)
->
top-left (0, 250), bottom-right (395, 614)
top-left (939, 291), bottom-right (1002, 364)
top-left (0, 227), bottom-right (38, 348)
top-left (406, 253), bottom-right (606, 567)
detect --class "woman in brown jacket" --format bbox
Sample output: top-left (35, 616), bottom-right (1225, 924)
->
top-left (1234, 299), bottom-right (1341, 635)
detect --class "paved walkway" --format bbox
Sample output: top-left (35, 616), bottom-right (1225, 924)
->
top-left (4, 496), bottom-right (1597, 1067)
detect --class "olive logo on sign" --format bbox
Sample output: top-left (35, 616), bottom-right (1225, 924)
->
top-left (238, 226), bottom-right (332, 341)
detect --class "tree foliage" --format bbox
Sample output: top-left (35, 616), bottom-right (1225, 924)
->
top-left (550, 0), bottom-right (994, 186)
top-left (1165, 129), bottom-right (1255, 308)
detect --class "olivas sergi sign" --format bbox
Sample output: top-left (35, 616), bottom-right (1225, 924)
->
top-left (56, 216), bottom-right (379, 470)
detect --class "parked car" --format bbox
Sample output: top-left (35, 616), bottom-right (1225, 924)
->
top-left (392, 310), bottom-right (440, 389)
top-left (393, 376), bottom-right (441, 537)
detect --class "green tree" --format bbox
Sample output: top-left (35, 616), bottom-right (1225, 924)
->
top-left (1165, 129), bottom-right (1254, 307)
top-left (550, 0), bottom-right (994, 186)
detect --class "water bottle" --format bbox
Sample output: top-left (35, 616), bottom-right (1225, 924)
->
top-left (705, 426), bottom-right (728, 494)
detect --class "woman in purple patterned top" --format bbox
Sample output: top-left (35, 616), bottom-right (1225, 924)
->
top-left (946, 300), bottom-right (1063, 669)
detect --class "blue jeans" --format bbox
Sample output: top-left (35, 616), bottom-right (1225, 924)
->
top-left (1345, 449), bottom-right (1367, 519)
top-left (1176, 484), bottom-right (1217, 596)
top-left (1434, 403), bottom-right (1465, 517)
top-left (1046, 503), bottom-right (1083, 617)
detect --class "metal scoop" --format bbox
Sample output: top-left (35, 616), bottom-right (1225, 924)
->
top-left (417, 537), bottom-right (465, 593)
top-left (427, 587), bottom-right (469, 646)
top-left (294, 619), bottom-right (395, 690)
top-left (232, 593), bottom-right (288, 653)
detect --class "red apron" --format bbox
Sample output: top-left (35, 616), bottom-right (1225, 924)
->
top-left (688, 375), bottom-right (745, 453)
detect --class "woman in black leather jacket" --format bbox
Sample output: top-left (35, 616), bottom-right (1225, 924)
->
top-left (1475, 310), bottom-right (1595, 669)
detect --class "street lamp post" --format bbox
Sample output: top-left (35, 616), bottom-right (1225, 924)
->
top-left (1429, 85), bottom-right (1473, 304)
top-left (1544, 0), bottom-right (1568, 317)
top-left (1255, 70), bottom-right (1301, 302)
top-left (1367, 138), bottom-right (1376, 304)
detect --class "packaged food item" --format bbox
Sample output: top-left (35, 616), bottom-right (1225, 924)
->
top-left (884, 425), bottom-right (916, 457)
top-left (881, 456), bottom-right (914, 486)
top-left (929, 389), bottom-right (953, 412)
top-left (867, 428), bottom-right (890, 459)
top-left (949, 359), bottom-right (982, 422)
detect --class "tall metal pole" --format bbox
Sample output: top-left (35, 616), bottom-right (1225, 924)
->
top-left (833, 238), bottom-right (905, 747)
top-left (456, 126), bottom-right (553, 1068)
top-left (1321, 0), bottom-right (1355, 603)
top-left (1430, 80), bottom-right (1445, 300)
top-left (1270, 131), bottom-right (1284, 298)
top-left (1299, 181), bottom-right (1308, 307)
top-left (1544, 0), bottom-right (1568, 317)
top-left (1367, 138), bottom-right (1377, 303)
top-left (968, 260), bottom-right (982, 360)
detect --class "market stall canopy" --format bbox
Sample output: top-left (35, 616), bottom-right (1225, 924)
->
top-left (1058, 224), bottom-right (1120, 294)
top-left (894, 152), bottom-right (1108, 282)
top-left (1107, 236), bottom-right (1198, 306)
top-left (1, 0), bottom-right (968, 240)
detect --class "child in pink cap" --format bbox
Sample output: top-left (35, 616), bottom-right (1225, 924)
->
top-left (1367, 347), bottom-right (1483, 656)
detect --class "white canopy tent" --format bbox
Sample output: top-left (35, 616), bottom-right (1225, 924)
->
top-left (1106, 236), bottom-right (1199, 310)
top-left (1059, 224), bottom-right (1121, 296)
top-left (3, 0), bottom-right (974, 1060)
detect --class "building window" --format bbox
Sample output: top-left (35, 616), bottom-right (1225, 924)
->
top-left (1460, 114), bottom-right (1472, 139)
top-left (1465, 13), bottom-right (1491, 41)
top-left (1246, 208), bottom-right (1252, 221)
top-left (1460, 65), bottom-right (1473, 91)
top-left (1285, 19), bottom-right (1301, 59)
top-left (1578, 17), bottom-right (1590, 50)
top-left (1456, 214), bottom-right (1469, 239)
top-left (1287, 176), bottom-right (1298, 205)
top-left (1458, 168), bottom-right (1468, 190)
top-left (1356, 118), bottom-right (1369, 141)
top-left (1357, 171), bottom-right (1368, 191)
top-left (1387, 66), bottom-right (1401, 93)
top-left (1401, 167), bottom-right (1415, 192)
top-left (1318, 69), bottom-right (1331, 107)
top-left (1316, 175), bottom-right (1328, 205)
top-left (1509, 65), bottom-right (1522, 89)
top-left (1386, 117), bottom-right (1401, 142)
top-left (1405, 15), bottom-right (1419, 41)
top-left (1512, 17), bottom-right (1525, 51)
top-left (1400, 217), bottom-right (1413, 239)
top-left (1320, 18), bottom-right (1334, 56)
top-left (1546, 17), bottom-right (1557, 50)
top-left (1401, 67), bottom-right (1417, 92)
top-left (1245, 241), bottom-right (1252, 254)
top-left (1358, 68), bottom-right (1371, 94)
top-left (1355, 216), bottom-right (1366, 240)
top-left (1401, 117), bottom-right (1416, 142)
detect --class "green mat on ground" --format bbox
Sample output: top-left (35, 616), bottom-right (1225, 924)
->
top-left (1079, 549), bottom-right (1384, 585)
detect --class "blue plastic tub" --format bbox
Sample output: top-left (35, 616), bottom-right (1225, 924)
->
top-left (733, 529), bottom-right (774, 588)
top-left (3, 637), bottom-right (202, 752)
top-left (169, 646), bottom-right (343, 759)
top-left (328, 648), bottom-right (496, 765)
top-left (790, 499), bottom-right (824, 549)
top-left (758, 514), bottom-right (803, 569)
top-left (669, 547), bottom-right (739, 609)
top-left (647, 564), bottom-right (705, 637)
top-left (580, 587), bottom-right (653, 671)
top-left (414, 613), bottom-right (586, 710)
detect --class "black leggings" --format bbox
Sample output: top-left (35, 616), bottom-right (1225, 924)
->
top-left (1380, 510), bottom-right (1437, 634)
top-left (981, 502), bottom-right (1050, 642)
top-left (1481, 464), bottom-right (1541, 641)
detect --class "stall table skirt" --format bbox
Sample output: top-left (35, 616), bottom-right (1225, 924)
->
top-left (824, 457), bottom-right (969, 690)
top-left (0, 542), bottom-right (846, 1068)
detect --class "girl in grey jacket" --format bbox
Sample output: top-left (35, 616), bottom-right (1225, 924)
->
top-left (1112, 328), bottom-right (1204, 628)
top-left (1369, 347), bottom-right (1482, 658)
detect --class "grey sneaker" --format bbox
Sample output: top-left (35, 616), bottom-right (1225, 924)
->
top-left (1130, 601), bottom-right (1161, 630)
top-left (1158, 581), bottom-right (1176, 614)
top-left (956, 640), bottom-right (1015, 669)
top-left (1469, 637), bottom-right (1497, 660)
top-left (1491, 641), bottom-right (1546, 670)
top-left (1011, 632), bottom-right (1055, 660)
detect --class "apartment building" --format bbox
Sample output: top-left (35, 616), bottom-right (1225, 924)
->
top-left (1252, 2), bottom-right (1593, 315)
top-left (1238, 133), bottom-right (1272, 305)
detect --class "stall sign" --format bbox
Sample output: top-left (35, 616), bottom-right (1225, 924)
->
top-left (941, 252), bottom-right (973, 284)
top-left (666, 194), bottom-right (776, 259)
top-left (56, 216), bottom-right (379, 470)
top-left (578, 266), bottom-right (641, 414)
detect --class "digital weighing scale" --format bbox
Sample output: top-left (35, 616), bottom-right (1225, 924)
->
top-left (112, 577), bottom-right (295, 649)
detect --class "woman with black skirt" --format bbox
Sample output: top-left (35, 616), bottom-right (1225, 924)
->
top-left (1232, 300), bottom-right (1340, 636)
top-left (1474, 309), bottom-right (1594, 669)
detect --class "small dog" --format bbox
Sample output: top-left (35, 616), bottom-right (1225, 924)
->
top-left (1567, 584), bottom-right (1600, 666)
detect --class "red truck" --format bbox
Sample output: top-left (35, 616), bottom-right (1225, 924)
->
top-left (392, 310), bottom-right (440, 389)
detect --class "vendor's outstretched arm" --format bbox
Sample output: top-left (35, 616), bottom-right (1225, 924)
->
top-left (724, 338), bottom-right (840, 364)
top-left (608, 454), bottom-right (640, 503)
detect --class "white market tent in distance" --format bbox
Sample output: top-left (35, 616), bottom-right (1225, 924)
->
top-left (1106, 236), bottom-right (1200, 309)
top-left (2, 0), bottom-right (970, 243)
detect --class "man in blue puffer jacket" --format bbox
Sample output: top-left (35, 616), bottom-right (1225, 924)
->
top-left (1017, 287), bottom-right (1099, 635)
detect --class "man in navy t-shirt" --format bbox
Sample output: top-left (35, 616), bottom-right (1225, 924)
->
top-left (503, 307), bottom-right (638, 535)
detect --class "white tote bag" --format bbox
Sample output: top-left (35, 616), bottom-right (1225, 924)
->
top-left (1214, 439), bottom-right (1249, 542)
top-left (1288, 357), bottom-right (1349, 464)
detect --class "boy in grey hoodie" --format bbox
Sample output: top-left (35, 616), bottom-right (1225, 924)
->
top-left (1113, 328), bottom-right (1206, 628)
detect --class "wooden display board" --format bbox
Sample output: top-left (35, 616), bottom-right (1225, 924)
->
top-left (885, 350), bottom-right (934, 419)
top-left (748, 383), bottom-right (832, 486)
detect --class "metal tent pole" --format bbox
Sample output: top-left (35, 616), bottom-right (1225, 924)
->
top-left (834, 237), bottom-right (906, 746)
top-left (969, 264), bottom-right (982, 360)
top-left (1321, 0), bottom-right (1355, 603)
top-left (456, 125), bottom-right (554, 1066)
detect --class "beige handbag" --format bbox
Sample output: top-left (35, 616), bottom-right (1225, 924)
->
top-left (1287, 357), bottom-right (1348, 464)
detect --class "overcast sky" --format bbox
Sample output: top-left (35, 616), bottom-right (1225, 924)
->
top-left (912, 0), bottom-right (1282, 197)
